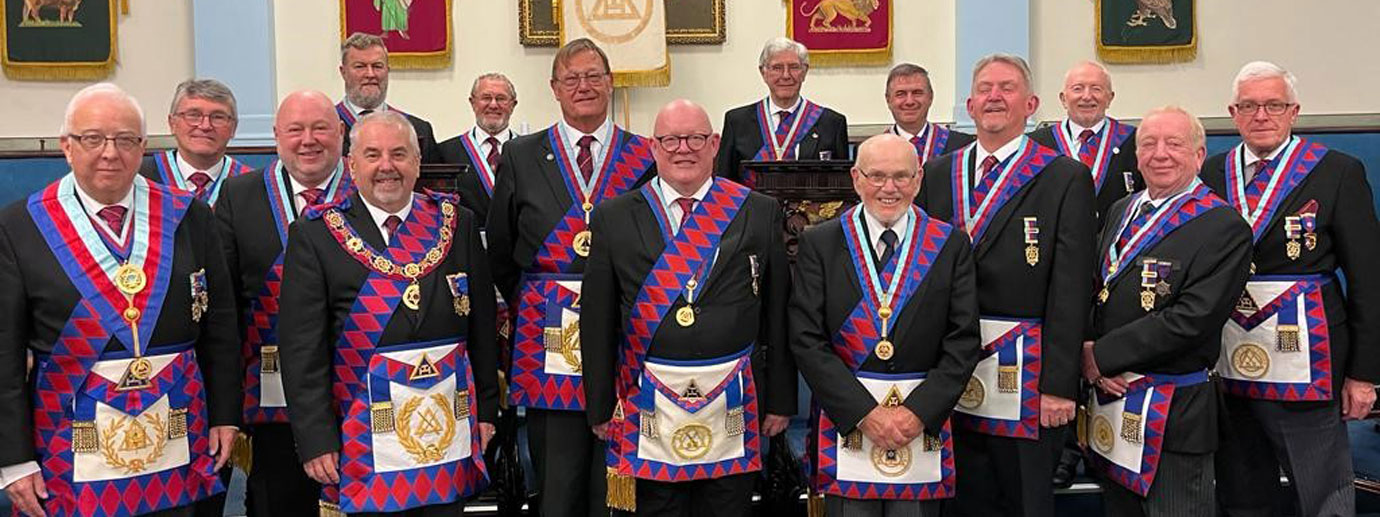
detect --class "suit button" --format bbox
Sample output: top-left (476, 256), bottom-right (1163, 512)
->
top-left (887, 363), bottom-right (896, 372)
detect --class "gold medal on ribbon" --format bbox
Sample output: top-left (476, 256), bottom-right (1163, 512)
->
top-left (114, 264), bottom-right (147, 296)
top-left (1140, 289), bottom-right (1156, 311)
top-left (675, 305), bottom-right (695, 327)
top-left (573, 230), bottom-right (592, 257)
top-left (1098, 287), bottom-right (1110, 304)
top-left (1286, 240), bottom-right (1302, 261)
top-left (1305, 233), bottom-right (1317, 251)
top-left (874, 340), bottom-right (894, 360)
top-left (1025, 244), bottom-right (1039, 266)
top-left (403, 282), bottom-right (422, 311)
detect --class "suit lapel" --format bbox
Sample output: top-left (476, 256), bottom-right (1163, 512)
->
top-left (537, 127), bottom-right (575, 211)
top-left (974, 167), bottom-right (1040, 261)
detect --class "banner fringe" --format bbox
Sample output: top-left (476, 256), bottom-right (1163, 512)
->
top-left (808, 50), bottom-right (891, 68)
top-left (614, 62), bottom-right (670, 88)
top-left (1094, 0), bottom-right (1197, 65)
top-left (1, 0), bottom-right (120, 81)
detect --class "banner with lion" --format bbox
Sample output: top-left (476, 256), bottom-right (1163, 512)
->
top-left (786, 0), bottom-right (891, 67)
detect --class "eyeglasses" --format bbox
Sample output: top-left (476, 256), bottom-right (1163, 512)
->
top-left (763, 63), bottom-right (806, 76)
top-left (174, 110), bottom-right (235, 128)
top-left (654, 133), bottom-right (711, 152)
top-left (861, 171), bottom-right (917, 188)
top-left (555, 72), bottom-right (609, 89)
top-left (1233, 101), bottom-right (1294, 116)
top-left (474, 94), bottom-right (514, 105)
top-left (67, 133), bottom-right (144, 151)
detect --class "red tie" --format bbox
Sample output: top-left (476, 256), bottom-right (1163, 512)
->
top-left (299, 188), bottom-right (325, 216)
top-left (981, 155), bottom-right (1000, 176)
top-left (675, 197), bottom-right (695, 231)
top-left (187, 172), bottom-right (213, 199)
top-left (96, 206), bottom-right (127, 237)
top-left (383, 215), bottom-right (402, 243)
top-left (1244, 160), bottom-right (1274, 211)
top-left (909, 135), bottom-right (925, 166)
top-left (576, 135), bottom-right (596, 183)
top-left (1077, 129), bottom-right (1097, 167)
top-left (485, 136), bottom-right (501, 173)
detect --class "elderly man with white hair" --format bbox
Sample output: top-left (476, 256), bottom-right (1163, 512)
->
top-left (715, 36), bottom-right (849, 187)
top-left (0, 83), bottom-right (242, 517)
top-left (1205, 61), bottom-right (1380, 517)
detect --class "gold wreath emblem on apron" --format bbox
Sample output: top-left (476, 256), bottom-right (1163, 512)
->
top-left (560, 319), bottom-right (582, 373)
top-left (670, 423), bottom-right (713, 460)
top-left (100, 413), bottom-right (170, 474)
top-left (395, 394), bottom-right (459, 465)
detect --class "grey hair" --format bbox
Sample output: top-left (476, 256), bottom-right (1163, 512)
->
top-left (169, 78), bottom-right (238, 119)
top-left (341, 32), bottom-right (387, 65)
top-left (885, 63), bottom-right (931, 93)
top-left (61, 83), bottom-right (146, 136)
top-left (349, 110), bottom-right (419, 156)
top-left (470, 72), bottom-right (517, 100)
top-left (1141, 105), bottom-right (1206, 149)
top-left (758, 37), bottom-right (809, 69)
top-left (1232, 61), bottom-right (1297, 104)
top-left (971, 53), bottom-right (1034, 93)
top-left (1063, 60), bottom-right (1112, 88)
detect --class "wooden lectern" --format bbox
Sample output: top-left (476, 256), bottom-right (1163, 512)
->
top-left (744, 159), bottom-right (858, 259)
top-left (417, 163), bottom-right (466, 194)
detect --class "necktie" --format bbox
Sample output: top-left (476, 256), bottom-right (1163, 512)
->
top-left (981, 155), bottom-right (1000, 176)
top-left (299, 188), bottom-right (325, 216)
top-left (1116, 201), bottom-right (1157, 251)
top-left (1245, 159), bottom-right (1274, 211)
top-left (576, 135), bottom-right (596, 183)
top-left (485, 136), bottom-right (501, 173)
top-left (775, 110), bottom-right (797, 158)
top-left (359, 109), bottom-right (375, 118)
top-left (878, 228), bottom-right (899, 269)
top-left (909, 135), bottom-right (925, 166)
top-left (1077, 129), bottom-right (1097, 167)
top-left (187, 172), bottom-right (213, 199)
top-left (383, 215), bottom-right (402, 244)
top-left (96, 205), bottom-right (127, 237)
top-left (675, 197), bottom-right (696, 232)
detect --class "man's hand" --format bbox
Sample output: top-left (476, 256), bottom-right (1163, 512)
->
top-left (1081, 341), bottom-right (1101, 383)
top-left (477, 423), bottom-right (497, 451)
top-left (1040, 394), bottom-right (1075, 428)
top-left (858, 406), bottom-right (916, 450)
top-left (208, 426), bottom-right (238, 471)
top-left (303, 452), bottom-right (340, 484)
top-left (762, 414), bottom-right (790, 437)
top-left (1341, 377), bottom-right (1377, 420)
top-left (592, 421), bottom-right (610, 441)
top-left (5, 472), bottom-right (47, 517)
top-left (1096, 376), bottom-right (1129, 397)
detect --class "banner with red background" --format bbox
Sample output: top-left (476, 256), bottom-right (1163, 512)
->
top-left (786, 0), bottom-right (891, 67)
top-left (340, 0), bottom-right (452, 69)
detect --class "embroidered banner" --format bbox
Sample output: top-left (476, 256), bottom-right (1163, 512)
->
top-left (339, 0), bottom-right (452, 69)
top-left (1096, 0), bottom-right (1196, 64)
top-left (560, 0), bottom-right (669, 87)
top-left (787, 0), bottom-right (891, 67)
top-left (1, 0), bottom-right (126, 80)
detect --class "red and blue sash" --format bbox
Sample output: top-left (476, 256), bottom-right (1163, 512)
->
top-left (743, 99), bottom-right (826, 188)
top-left (455, 131), bottom-right (506, 197)
top-left (605, 178), bottom-right (753, 483)
top-left (1223, 137), bottom-right (1326, 242)
top-left (891, 123), bottom-right (953, 166)
top-left (950, 138), bottom-right (1057, 245)
top-left (1050, 119), bottom-right (1134, 194)
top-left (1087, 371), bottom-right (1209, 497)
top-left (311, 193), bottom-right (488, 513)
top-left (335, 102), bottom-right (417, 129)
top-left (26, 175), bottom-right (221, 516)
top-left (508, 126), bottom-right (653, 411)
top-left (242, 162), bottom-right (352, 424)
top-left (1101, 184), bottom-right (1226, 293)
top-left (151, 150), bottom-right (252, 206)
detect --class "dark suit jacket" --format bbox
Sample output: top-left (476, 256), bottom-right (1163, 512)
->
top-left (438, 130), bottom-right (516, 226)
top-left (715, 100), bottom-right (849, 184)
top-left (789, 213), bottom-right (980, 435)
top-left (0, 187), bottom-right (241, 466)
top-left (341, 109), bottom-right (441, 164)
top-left (214, 168), bottom-right (311, 338)
top-left (1028, 122), bottom-right (1143, 225)
top-left (917, 145), bottom-right (1097, 400)
top-left (1201, 147), bottom-right (1380, 385)
top-left (1091, 195), bottom-right (1253, 452)
top-left (890, 124), bottom-right (975, 160)
top-left (485, 126), bottom-right (657, 304)
top-left (581, 186), bottom-right (797, 425)
top-left (277, 192), bottom-right (497, 462)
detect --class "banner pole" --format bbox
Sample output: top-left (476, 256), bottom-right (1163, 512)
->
top-left (620, 88), bottom-right (631, 129)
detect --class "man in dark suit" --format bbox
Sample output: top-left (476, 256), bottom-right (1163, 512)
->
top-left (439, 73), bottom-right (520, 225)
top-left (138, 78), bottom-right (253, 207)
top-left (916, 54), bottom-right (1096, 517)
top-left (580, 99), bottom-right (795, 516)
top-left (715, 37), bottom-right (848, 187)
top-left (336, 32), bottom-right (441, 163)
top-left (213, 90), bottom-right (353, 516)
top-left (1083, 105), bottom-right (1253, 516)
top-left (1205, 62), bottom-right (1380, 517)
top-left (791, 133), bottom-right (979, 516)
top-left (277, 111), bottom-right (497, 516)
top-left (486, 38), bottom-right (656, 517)
top-left (0, 84), bottom-right (241, 517)
top-left (1028, 61), bottom-right (1143, 225)
top-left (884, 63), bottom-right (974, 168)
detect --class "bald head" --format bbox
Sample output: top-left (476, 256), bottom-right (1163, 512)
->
top-left (651, 99), bottom-right (721, 196)
top-left (274, 90), bottom-right (345, 186)
top-left (852, 134), bottom-right (921, 226)
top-left (654, 99), bottom-right (713, 135)
top-left (855, 133), bottom-right (919, 174)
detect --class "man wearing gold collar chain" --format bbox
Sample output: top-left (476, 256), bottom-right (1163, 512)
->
top-left (277, 111), bottom-right (497, 516)
top-left (582, 99), bottom-right (795, 516)
top-left (1204, 61), bottom-right (1380, 517)
top-left (1082, 106), bottom-right (1251, 516)
top-left (791, 134), bottom-right (980, 516)
top-left (0, 84), bottom-right (241, 517)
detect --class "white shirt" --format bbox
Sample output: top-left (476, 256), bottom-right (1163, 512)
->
top-left (1063, 117), bottom-right (1107, 156)
top-left (891, 122), bottom-right (931, 143)
top-left (1242, 140), bottom-right (1287, 174)
top-left (286, 168), bottom-right (333, 216)
top-left (656, 177), bottom-right (713, 236)
top-left (343, 98), bottom-right (390, 118)
top-left (75, 181), bottom-right (134, 244)
top-left (974, 135), bottom-right (1026, 177)
top-left (765, 97), bottom-right (804, 128)
top-left (470, 127), bottom-right (515, 161)
top-left (361, 194), bottom-right (414, 246)
top-left (863, 207), bottom-right (912, 262)
top-left (174, 151), bottom-right (224, 183)
top-left (557, 117), bottom-right (613, 179)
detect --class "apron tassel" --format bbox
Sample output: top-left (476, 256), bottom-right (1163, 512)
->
top-left (806, 489), bottom-right (826, 517)
top-left (230, 431), bottom-right (253, 474)
top-left (318, 500), bottom-right (346, 517)
top-left (606, 467), bottom-right (637, 511)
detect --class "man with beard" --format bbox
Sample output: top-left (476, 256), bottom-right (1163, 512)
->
top-left (139, 79), bottom-right (254, 207)
top-left (486, 38), bottom-right (656, 517)
top-left (213, 90), bottom-right (354, 516)
top-left (1207, 61), bottom-right (1380, 517)
top-left (883, 63), bottom-right (974, 167)
top-left (916, 54), bottom-right (1096, 517)
top-left (278, 111), bottom-right (498, 516)
top-left (715, 37), bottom-right (849, 188)
top-left (440, 73), bottom-right (520, 224)
top-left (336, 32), bottom-right (440, 163)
